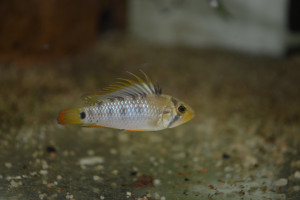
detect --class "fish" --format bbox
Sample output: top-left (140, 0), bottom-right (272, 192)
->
top-left (57, 71), bottom-right (194, 131)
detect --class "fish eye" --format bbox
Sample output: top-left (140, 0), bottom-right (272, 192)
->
top-left (178, 105), bottom-right (186, 113)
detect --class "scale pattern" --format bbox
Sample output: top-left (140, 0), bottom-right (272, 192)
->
top-left (83, 96), bottom-right (161, 130)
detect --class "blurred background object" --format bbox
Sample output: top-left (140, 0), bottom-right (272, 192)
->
top-left (0, 0), bottom-right (300, 62)
top-left (0, 0), bottom-right (127, 62)
top-left (129, 0), bottom-right (300, 56)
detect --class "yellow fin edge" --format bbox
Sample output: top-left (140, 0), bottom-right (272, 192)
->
top-left (58, 108), bottom-right (82, 125)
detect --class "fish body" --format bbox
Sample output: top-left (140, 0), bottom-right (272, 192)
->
top-left (58, 71), bottom-right (194, 131)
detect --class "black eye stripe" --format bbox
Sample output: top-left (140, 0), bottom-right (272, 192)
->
top-left (167, 115), bottom-right (180, 128)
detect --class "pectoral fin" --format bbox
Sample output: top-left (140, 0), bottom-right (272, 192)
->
top-left (162, 110), bottom-right (172, 128)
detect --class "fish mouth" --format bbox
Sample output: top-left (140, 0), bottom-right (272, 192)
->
top-left (189, 109), bottom-right (195, 120)
top-left (183, 107), bottom-right (195, 122)
top-left (168, 109), bottom-right (194, 128)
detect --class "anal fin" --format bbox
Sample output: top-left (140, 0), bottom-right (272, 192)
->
top-left (82, 124), bottom-right (106, 128)
top-left (124, 129), bottom-right (146, 132)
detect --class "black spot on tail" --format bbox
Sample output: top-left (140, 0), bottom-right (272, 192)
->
top-left (80, 112), bottom-right (86, 119)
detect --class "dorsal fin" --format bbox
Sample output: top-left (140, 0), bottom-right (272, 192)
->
top-left (81, 71), bottom-right (162, 106)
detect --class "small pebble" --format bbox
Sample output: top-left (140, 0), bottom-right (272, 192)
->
top-left (173, 152), bottom-right (185, 160)
top-left (93, 175), bottom-right (102, 182)
top-left (63, 150), bottom-right (69, 156)
top-left (293, 185), bottom-right (300, 191)
top-left (111, 182), bottom-right (117, 188)
top-left (93, 188), bottom-right (99, 193)
top-left (87, 150), bottom-right (95, 156)
top-left (46, 146), bottom-right (56, 153)
top-left (274, 178), bottom-right (288, 187)
top-left (294, 171), bottom-right (300, 179)
top-left (161, 196), bottom-right (166, 200)
top-left (111, 170), bottom-right (118, 176)
top-left (215, 160), bottom-right (223, 167)
top-left (132, 166), bottom-right (138, 171)
top-left (126, 191), bottom-right (131, 198)
top-left (293, 160), bottom-right (300, 168)
top-left (40, 170), bottom-right (48, 175)
top-left (225, 174), bottom-right (232, 179)
top-left (154, 179), bottom-right (161, 186)
top-left (42, 160), bottom-right (48, 169)
top-left (78, 156), bottom-right (104, 166)
top-left (30, 172), bottom-right (37, 176)
top-left (100, 195), bottom-right (105, 199)
top-left (110, 148), bottom-right (118, 155)
top-left (94, 165), bottom-right (104, 171)
top-left (243, 155), bottom-right (257, 168)
top-left (154, 193), bottom-right (160, 199)
top-left (32, 151), bottom-right (39, 158)
top-left (224, 166), bottom-right (234, 172)
top-left (80, 165), bottom-right (86, 170)
top-left (222, 153), bottom-right (230, 159)
top-left (10, 180), bottom-right (19, 188)
top-left (5, 163), bottom-right (12, 168)
top-left (149, 157), bottom-right (155, 162)
top-left (39, 194), bottom-right (45, 200)
top-left (57, 175), bottom-right (62, 180)
top-left (66, 193), bottom-right (73, 199)
top-left (130, 171), bottom-right (137, 176)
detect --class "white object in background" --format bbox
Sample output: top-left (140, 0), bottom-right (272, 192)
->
top-left (129, 0), bottom-right (290, 56)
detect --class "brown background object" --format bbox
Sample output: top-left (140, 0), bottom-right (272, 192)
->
top-left (0, 0), bottom-right (126, 61)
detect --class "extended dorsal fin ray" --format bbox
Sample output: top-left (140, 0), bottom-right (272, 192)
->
top-left (81, 71), bottom-right (162, 106)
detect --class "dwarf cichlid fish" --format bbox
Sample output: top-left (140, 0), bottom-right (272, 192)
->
top-left (57, 71), bottom-right (194, 131)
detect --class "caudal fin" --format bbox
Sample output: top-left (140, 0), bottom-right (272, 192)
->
top-left (57, 108), bottom-right (83, 125)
